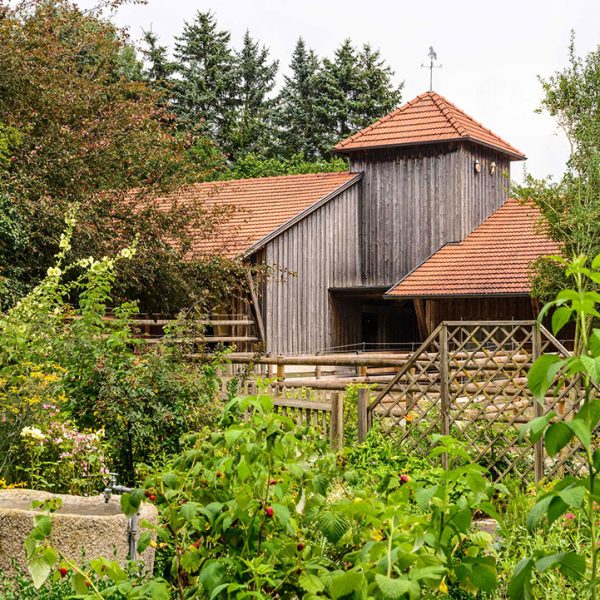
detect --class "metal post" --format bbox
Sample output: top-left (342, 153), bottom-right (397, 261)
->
top-left (439, 324), bottom-right (450, 469)
top-left (532, 324), bottom-right (544, 482)
top-left (357, 388), bottom-right (369, 443)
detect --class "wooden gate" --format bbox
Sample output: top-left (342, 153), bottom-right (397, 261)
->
top-left (367, 321), bottom-right (591, 483)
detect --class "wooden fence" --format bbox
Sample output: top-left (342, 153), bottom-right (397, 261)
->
top-left (366, 321), bottom-right (592, 483)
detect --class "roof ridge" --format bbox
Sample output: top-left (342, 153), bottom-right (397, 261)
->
top-left (429, 92), bottom-right (467, 138)
top-left (334, 90), bottom-right (525, 159)
top-left (431, 93), bottom-right (523, 156)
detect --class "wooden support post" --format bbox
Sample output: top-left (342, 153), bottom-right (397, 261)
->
top-left (246, 271), bottom-right (266, 345)
top-left (276, 362), bottom-right (285, 381)
top-left (439, 324), bottom-right (450, 470)
top-left (330, 392), bottom-right (344, 449)
top-left (315, 365), bottom-right (322, 379)
top-left (275, 360), bottom-right (284, 398)
top-left (357, 388), bottom-right (369, 443)
top-left (414, 298), bottom-right (427, 339)
top-left (532, 324), bottom-right (545, 483)
top-left (359, 365), bottom-right (367, 378)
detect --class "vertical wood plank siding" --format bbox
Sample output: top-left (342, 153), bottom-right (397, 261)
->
top-left (262, 182), bottom-right (362, 354)
top-left (349, 142), bottom-right (510, 287)
top-left (254, 141), bottom-right (512, 354)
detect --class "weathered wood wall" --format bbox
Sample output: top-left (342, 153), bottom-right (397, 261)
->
top-left (251, 140), bottom-right (513, 354)
top-left (348, 142), bottom-right (510, 286)
top-left (418, 296), bottom-right (534, 336)
top-left (257, 181), bottom-right (363, 354)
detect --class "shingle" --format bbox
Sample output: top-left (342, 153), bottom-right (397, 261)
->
top-left (335, 91), bottom-right (525, 160)
top-left (386, 199), bottom-right (559, 297)
top-left (151, 172), bottom-right (357, 258)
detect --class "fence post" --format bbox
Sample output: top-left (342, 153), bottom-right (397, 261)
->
top-left (330, 392), bottom-right (344, 449)
top-left (357, 388), bottom-right (369, 443)
top-left (274, 358), bottom-right (285, 399)
top-left (439, 324), bottom-right (450, 469)
top-left (532, 325), bottom-right (545, 482)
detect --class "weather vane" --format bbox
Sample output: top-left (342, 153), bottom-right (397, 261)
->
top-left (421, 47), bottom-right (442, 91)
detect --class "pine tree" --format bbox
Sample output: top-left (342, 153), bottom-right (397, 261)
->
top-left (275, 38), bottom-right (327, 160)
top-left (172, 11), bottom-right (237, 154)
top-left (231, 30), bottom-right (278, 158)
top-left (140, 30), bottom-right (176, 96)
top-left (354, 44), bottom-right (403, 128)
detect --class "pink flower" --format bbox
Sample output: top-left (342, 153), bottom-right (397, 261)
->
top-left (565, 512), bottom-right (576, 521)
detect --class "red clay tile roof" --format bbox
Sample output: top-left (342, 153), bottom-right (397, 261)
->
top-left (386, 199), bottom-right (559, 298)
top-left (335, 91), bottom-right (526, 160)
top-left (152, 172), bottom-right (360, 258)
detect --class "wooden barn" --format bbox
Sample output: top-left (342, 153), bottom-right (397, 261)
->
top-left (157, 91), bottom-right (557, 354)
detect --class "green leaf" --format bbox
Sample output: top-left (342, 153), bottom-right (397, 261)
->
top-left (224, 428), bottom-right (244, 447)
top-left (181, 502), bottom-right (200, 522)
top-left (27, 557), bottom-right (53, 589)
top-left (526, 494), bottom-right (554, 530)
top-left (508, 558), bottom-right (534, 600)
top-left (580, 355), bottom-right (600, 383)
top-left (535, 551), bottom-right (586, 580)
top-left (470, 561), bottom-right (498, 593)
top-left (528, 355), bottom-right (564, 403)
top-left (237, 458), bottom-right (251, 482)
top-left (143, 579), bottom-right (171, 600)
top-left (137, 531), bottom-right (152, 554)
top-left (299, 573), bottom-right (325, 594)
top-left (558, 485), bottom-right (585, 508)
top-left (375, 574), bottom-right (420, 599)
top-left (519, 413), bottom-right (554, 443)
top-left (319, 510), bottom-right (350, 544)
top-left (199, 560), bottom-right (225, 596)
top-left (331, 571), bottom-right (365, 599)
top-left (272, 503), bottom-right (291, 528)
top-left (566, 418), bottom-right (591, 449)
top-left (552, 306), bottom-right (572, 335)
top-left (544, 422), bottom-right (573, 456)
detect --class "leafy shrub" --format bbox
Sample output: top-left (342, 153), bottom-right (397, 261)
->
top-left (0, 217), bottom-right (221, 489)
top-left (512, 253), bottom-right (600, 598)
top-left (27, 396), bottom-right (505, 599)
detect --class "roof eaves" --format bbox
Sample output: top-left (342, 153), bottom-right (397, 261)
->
top-left (384, 291), bottom-right (533, 300)
top-left (335, 136), bottom-right (526, 160)
top-left (242, 172), bottom-right (364, 257)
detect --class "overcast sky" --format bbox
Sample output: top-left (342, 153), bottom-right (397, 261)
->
top-left (82, 0), bottom-right (599, 183)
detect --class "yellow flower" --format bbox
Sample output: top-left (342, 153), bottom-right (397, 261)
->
top-left (439, 579), bottom-right (448, 594)
top-left (370, 529), bottom-right (384, 541)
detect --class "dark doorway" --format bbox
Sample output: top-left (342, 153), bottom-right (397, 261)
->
top-left (361, 312), bottom-right (379, 346)
top-left (329, 288), bottom-right (420, 352)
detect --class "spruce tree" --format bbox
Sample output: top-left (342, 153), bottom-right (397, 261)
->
top-left (275, 37), bottom-right (327, 160)
top-left (140, 30), bottom-right (176, 97)
top-left (317, 39), bottom-right (361, 146)
top-left (354, 44), bottom-right (403, 128)
top-left (172, 11), bottom-right (237, 154)
top-left (231, 30), bottom-right (278, 158)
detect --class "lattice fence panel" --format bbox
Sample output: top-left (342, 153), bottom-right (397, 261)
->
top-left (368, 321), bottom-right (595, 483)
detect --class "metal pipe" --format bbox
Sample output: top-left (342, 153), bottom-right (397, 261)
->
top-left (102, 473), bottom-right (138, 561)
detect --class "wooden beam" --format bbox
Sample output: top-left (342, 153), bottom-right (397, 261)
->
top-left (414, 298), bottom-right (427, 339)
top-left (246, 271), bottom-right (266, 344)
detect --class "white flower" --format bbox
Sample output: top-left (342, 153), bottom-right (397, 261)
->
top-left (21, 426), bottom-right (46, 441)
top-left (120, 247), bottom-right (135, 259)
top-left (58, 235), bottom-right (71, 251)
top-left (46, 266), bottom-right (61, 278)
